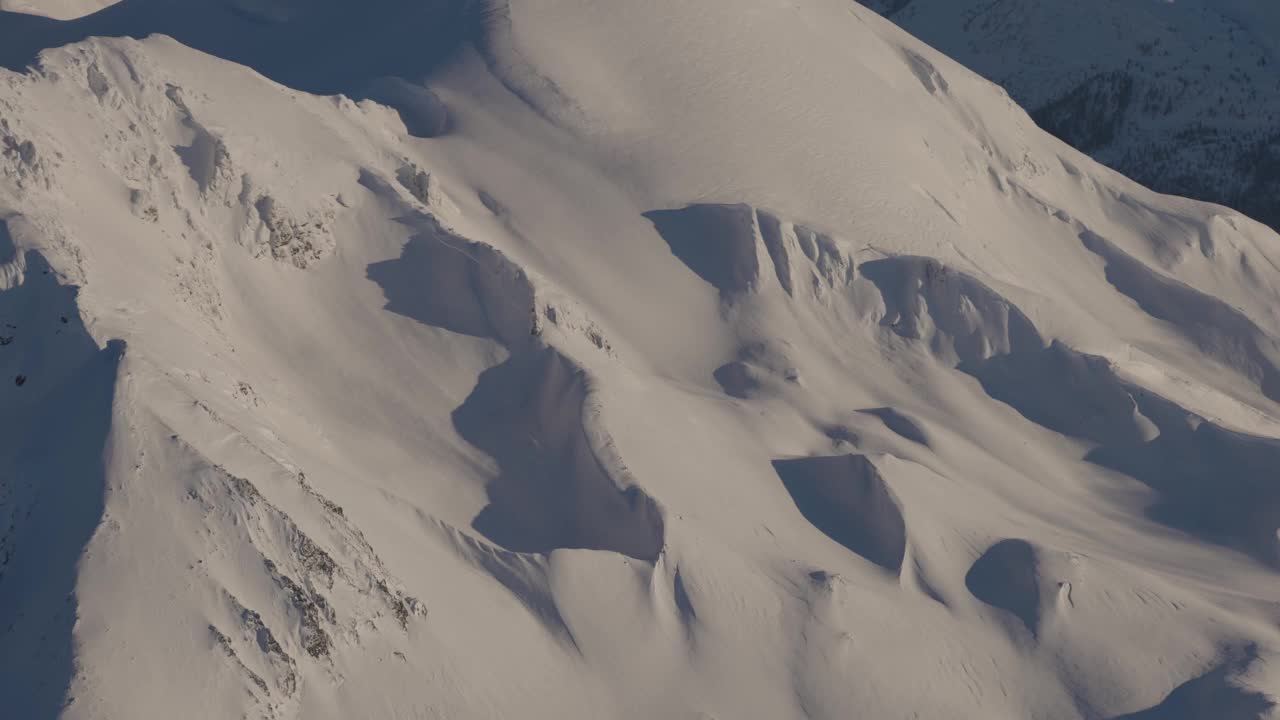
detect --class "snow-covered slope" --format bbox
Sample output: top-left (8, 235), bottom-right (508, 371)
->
top-left (0, 0), bottom-right (113, 20)
top-left (1, 1), bottom-right (1278, 718)
top-left (859, 0), bottom-right (1280, 233)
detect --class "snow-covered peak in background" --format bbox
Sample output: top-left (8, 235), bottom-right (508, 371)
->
top-left (859, 0), bottom-right (1280, 232)
top-left (0, 0), bottom-right (114, 20)
top-left (1, 1), bottom-right (1279, 718)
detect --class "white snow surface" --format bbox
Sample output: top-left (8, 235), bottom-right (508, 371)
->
top-left (0, 0), bottom-right (114, 20)
top-left (0, 1), bottom-right (1278, 718)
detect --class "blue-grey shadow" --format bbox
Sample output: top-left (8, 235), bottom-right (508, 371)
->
top-left (1110, 644), bottom-right (1273, 719)
top-left (365, 207), bottom-right (664, 562)
top-left (0, 251), bottom-right (123, 719)
top-left (961, 341), bottom-right (1280, 568)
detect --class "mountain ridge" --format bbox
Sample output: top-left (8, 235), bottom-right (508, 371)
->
top-left (858, 0), bottom-right (1280, 232)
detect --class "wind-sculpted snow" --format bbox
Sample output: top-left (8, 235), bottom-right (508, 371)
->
top-left (1, 1), bottom-right (1280, 717)
top-left (647, 203), bottom-right (856, 303)
top-left (963, 340), bottom-right (1154, 447)
top-left (858, 407), bottom-right (929, 447)
top-left (850, 247), bottom-right (1280, 566)
top-left (646, 204), bottom-right (762, 297)
top-left (1090, 389), bottom-right (1280, 568)
top-left (713, 340), bottom-right (801, 399)
top-left (1111, 644), bottom-right (1274, 720)
top-left (773, 454), bottom-right (908, 573)
top-left (860, 256), bottom-right (1045, 365)
top-left (1081, 230), bottom-right (1280, 403)
top-left (167, 85), bottom-right (233, 195)
top-left (454, 348), bottom-right (666, 561)
top-left (361, 77), bottom-right (449, 138)
top-left (902, 49), bottom-right (949, 96)
top-left (965, 538), bottom-right (1042, 638)
top-left (962, 326), bottom-right (1280, 566)
top-left (754, 209), bottom-right (792, 296)
top-left (367, 179), bottom-right (664, 561)
top-left (427, 517), bottom-right (577, 646)
top-left (364, 184), bottom-right (535, 346)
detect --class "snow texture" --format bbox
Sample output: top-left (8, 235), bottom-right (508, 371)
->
top-left (0, 1), bottom-right (1278, 719)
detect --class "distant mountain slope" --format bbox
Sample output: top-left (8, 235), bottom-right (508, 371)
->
top-left (859, 0), bottom-right (1280, 231)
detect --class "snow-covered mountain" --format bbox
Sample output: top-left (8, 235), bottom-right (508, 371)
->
top-left (1, 1), bottom-right (1278, 718)
top-left (859, 0), bottom-right (1280, 233)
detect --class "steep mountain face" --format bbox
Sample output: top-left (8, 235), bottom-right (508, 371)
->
top-left (859, 0), bottom-right (1280, 233)
top-left (1, 1), bottom-right (1279, 718)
